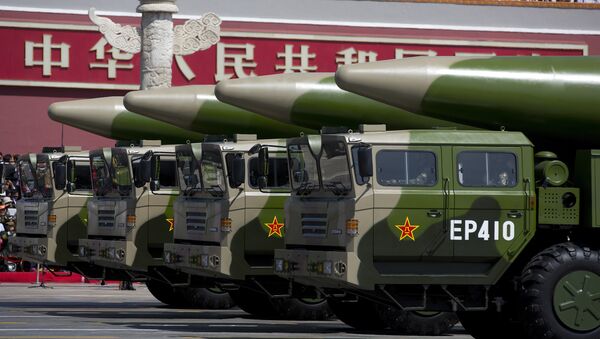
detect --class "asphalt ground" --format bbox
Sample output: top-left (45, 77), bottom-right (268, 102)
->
top-left (0, 283), bottom-right (474, 339)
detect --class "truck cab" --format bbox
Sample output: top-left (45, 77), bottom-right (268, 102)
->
top-left (10, 149), bottom-right (92, 268)
top-left (163, 136), bottom-right (331, 319)
top-left (78, 142), bottom-right (177, 273)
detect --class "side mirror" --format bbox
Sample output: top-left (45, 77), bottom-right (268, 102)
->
top-left (231, 156), bottom-right (245, 188)
top-left (293, 170), bottom-right (308, 183)
top-left (54, 162), bottom-right (66, 190)
top-left (357, 147), bottom-right (373, 178)
top-left (135, 159), bottom-right (151, 188)
top-left (258, 148), bottom-right (269, 177)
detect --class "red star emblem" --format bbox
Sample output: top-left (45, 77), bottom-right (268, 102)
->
top-left (166, 218), bottom-right (174, 232)
top-left (265, 216), bottom-right (284, 238)
top-left (395, 217), bottom-right (419, 241)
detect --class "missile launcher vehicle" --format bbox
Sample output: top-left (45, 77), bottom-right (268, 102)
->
top-left (162, 136), bottom-right (331, 319)
top-left (9, 148), bottom-right (122, 279)
top-left (77, 141), bottom-right (233, 308)
top-left (270, 125), bottom-right (599, 339)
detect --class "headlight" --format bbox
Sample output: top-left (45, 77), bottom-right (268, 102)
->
top-left (201, 254), bottom-right (209, 267)
top-left (209, 255), bottom-right (220, 267)
top-left (163, 251), bottom-right (172, 264)
top-left (116, 249), bottom-right (125, 261)
top-left (275, 258), bottom-right (284, 272)
top-left (107, 247), bottom-right (116, 259)
top-left (323, 261), bottom-right (333, 275)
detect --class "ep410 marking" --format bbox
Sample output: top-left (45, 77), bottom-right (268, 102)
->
top-left (450, 220), bottom-right (515, 241)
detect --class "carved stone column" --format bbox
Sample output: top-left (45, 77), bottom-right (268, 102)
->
top-left (137, 0), bottom-right (178, 89)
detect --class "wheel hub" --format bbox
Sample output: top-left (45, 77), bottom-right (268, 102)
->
top-left (553, 270), bottom-right (600, 332)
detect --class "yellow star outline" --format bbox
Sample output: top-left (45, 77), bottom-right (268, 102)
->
top-left (166, 218), bottom-right (174, 232)
top-left (395, 216), bottom-right (420, 241)
top-left (265, 216), bottom-right (284, 238)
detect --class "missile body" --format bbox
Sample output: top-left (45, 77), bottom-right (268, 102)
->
top-left (214, 73), bottom-right (472, 131)
top-left (335, 56), bottom-right (600, 146)
top-left (123, 86), bottom-right (315, 138)
top-left (48, 96), bottom-right (206, 143)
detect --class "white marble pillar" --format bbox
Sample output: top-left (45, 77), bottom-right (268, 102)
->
top-left (137, 0), bottom-right (178, 89)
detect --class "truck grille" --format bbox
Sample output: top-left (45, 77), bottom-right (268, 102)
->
top-left (186, 211), bottom-right (206, 232)
top-left (301, 213), bottom-right (327, 237)
top-left (98, 209), bottom-right (115, 227)
top-left (24, 210), bottom-right (39, 228)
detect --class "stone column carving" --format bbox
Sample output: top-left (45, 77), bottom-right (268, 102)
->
top-left (88, 1), bottom-right (220, 90)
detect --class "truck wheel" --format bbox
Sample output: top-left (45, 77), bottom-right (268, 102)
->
top-left (521, 243), bottom-right (600, 339)
top-left (228, 287), bottom-right (278, 318)
top-left (179, 286), bottom-right (235, 309)
top-left (146, 279), bottom-right (186, 307)
top-left (327, 296), bottom-right (387, 331)
top-left (379, 307), bottom-right (458, 335)
top-left (271, 297), bottom-right (334, 320)
top-left (456, 309), bottom-right (521, 339)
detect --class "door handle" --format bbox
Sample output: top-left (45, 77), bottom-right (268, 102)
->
top-left (427, 210), bottom-right (442, 218)
top-left (507, 211), bottom-right (523, 218)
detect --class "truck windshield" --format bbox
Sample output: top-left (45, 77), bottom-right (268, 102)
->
top-left (200, 148), bottom-right (225, 196)
top-left (90, 149), bottom-right (132, 197)
top-left (19, 156), bottom-right (53, 199)
top-left (177, 147), bottom-right (201, 193)
top-left (288, 137), bottom-right (351, 195)
top-left (176, 146), bottom-right (225, 196)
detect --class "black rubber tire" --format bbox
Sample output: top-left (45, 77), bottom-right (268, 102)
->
top-left (146, 279), bottom-right (186, 307)
top-left (179, 286), bottom-right (236, 309)
top-left (327, 296), bottom-right (387, 331)
top-left (520, 242), bottom-right (600, 339)
top-left (271, 297), bottom-right (334, 320)
top-left (228, 287), bottom-right (278, 318)
top-left (379, 307), bottom-right (458, 336)
top-left (457, 309), bottom-right (522, 339)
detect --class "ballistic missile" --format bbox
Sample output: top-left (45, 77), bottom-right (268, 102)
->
top-left (214, 73), bottom-right (472, 131)
top-left (123, 85), bottom-right (315, 137)
top-left (335, 56), bottom-right (600, 145)
top-left (48, 96), bottom-right (205, 143)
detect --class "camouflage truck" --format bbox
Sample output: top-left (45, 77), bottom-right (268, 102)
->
top-left (78, 141), bottom-right (233, 308)
top-left (163, 135), bottom-right (331, 319)
top-left (272, 125), bottom-right (599, 339)
top-left (9, 148), bottom-right (118, 278)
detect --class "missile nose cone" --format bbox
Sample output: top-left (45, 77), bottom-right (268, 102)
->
top-left (215, 73), bottom-right (329, 123)
top-left (48, 97), bottom-right (122, 135)
top-left (336, 57), bottom-right (468, 113)
top-left (124, 86), bottom-right (216, 122)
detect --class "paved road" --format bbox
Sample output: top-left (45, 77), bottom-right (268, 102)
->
top-left (0, 283), bottom-right (474, 339)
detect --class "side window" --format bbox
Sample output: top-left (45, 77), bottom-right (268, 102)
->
top-left (457, 151), bottom-right (517, 187)
top-left (351, 146), bottom-right (367, 186)
top-left (376, 150), bottom-right (437, 186)
top-left (67, 161), bottom-right (92, 190)
top-left (158, 159), bottom-right (177, 188)
top-left (248, 157), bottom-right (290, 189)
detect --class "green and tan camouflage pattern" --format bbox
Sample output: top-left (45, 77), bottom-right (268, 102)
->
top-left (215, 73), bottom-right (473, 131)
top-left (124, 86), bottom-right (315, 138)
top-left (336, 56), bottom-right (600, 146)
top-left (276, 129), bottom-right (538, 290)
top-left (164, 138), bottom-right (290, 280)
top-left (79, 144), bottom-right (176, 271)
top-left (48, 97), bottom-right (205, 143)
top-left (11, 150), bottom-right (91, 266)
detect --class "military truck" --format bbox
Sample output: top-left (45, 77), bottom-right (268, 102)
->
top-left (271, 125), bottom-right (599, 339)
top-left (8, 148), bottom-right (118, 278)
top-left (78, 141), bottom-right (233, 308)
top-left (162, 135), bottom-right (331, 319)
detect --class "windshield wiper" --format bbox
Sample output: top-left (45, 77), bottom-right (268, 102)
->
top-left (324, 181), bottom-right (350, 196)
top-left (296, 182), bottom-right (317, 195)
top-left (207, 185), bottom-right (225, 197)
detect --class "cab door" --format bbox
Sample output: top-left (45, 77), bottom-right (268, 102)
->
top-left (65, 160), bottom-right (92, 256)
top-left (146, 156), bottom-right (178, 259)
top-left (451, 147), bottom-right (527, 262)
top-left (373, 145), bottom-right (452, 266)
